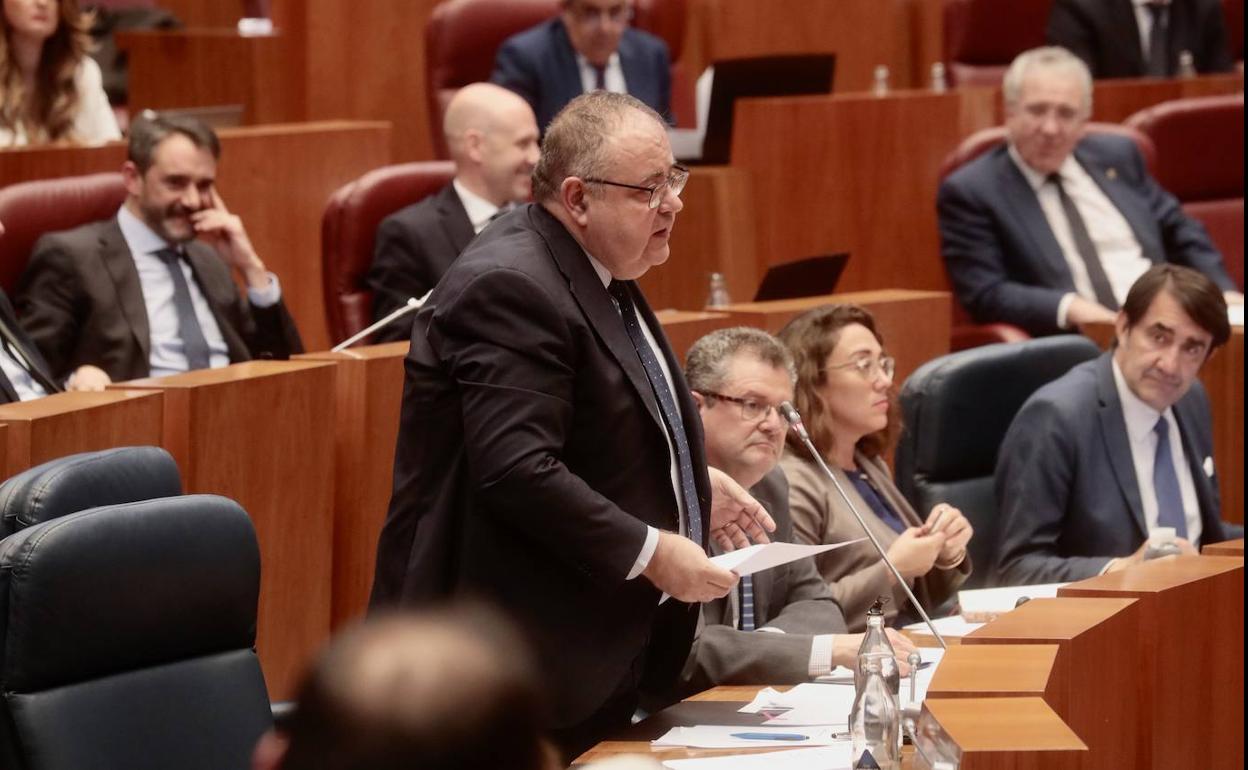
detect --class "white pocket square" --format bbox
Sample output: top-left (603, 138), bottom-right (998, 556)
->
top-left (1204, 456), bottom-right (1215, 477)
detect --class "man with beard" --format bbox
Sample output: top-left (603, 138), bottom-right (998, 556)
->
top-left (16, 113), bottom-right (302, 388)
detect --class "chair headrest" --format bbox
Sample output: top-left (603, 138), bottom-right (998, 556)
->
top-left (0, 495), bottom-right (260, 693)
top-left (0, 446), bottom-right (182, 538)
top-left (899, 336), bottom-right (1101, 480)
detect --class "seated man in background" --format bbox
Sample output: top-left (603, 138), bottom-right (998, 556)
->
top-left (938, 46), bottom-right (1241, 337)
top-left (252, 605), bottom-right (563, 770)
top-left (491, 0), bottom-right (671, 131)
top-left (0, 218), bottom-right (60, 403)
top-left (1046, 0), bottom-right (1232, 79)
top-left (995, 265), bottom-right (1242, 585)
top-left (678, 327), bottom-right (915, 696)
top-left (365, 83), bottom-right (539, 343)
top-left (16, 112), bottom-right (302, 388)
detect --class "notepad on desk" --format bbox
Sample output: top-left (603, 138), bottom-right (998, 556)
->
top-left (956, 583), bottom-right (1067, 623)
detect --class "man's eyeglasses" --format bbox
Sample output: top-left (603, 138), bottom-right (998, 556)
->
top-left (823, 355), bottom-right (896, 381)
top-left (567, 2), bottom-right (634, 25)
top-left (695, 391), bottom-right (779, 422)
top-left (583, 165), bottom-right (689, 209)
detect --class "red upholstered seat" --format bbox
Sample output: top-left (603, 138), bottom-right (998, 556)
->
top-left (320, 162), bottom-right (455, 345)
top-left (938, 123), bottom-right (1156, 349)
top-left (425, 0), bottom-right (690, 159)
top-left (943, 0), bottom-right (1054, 87)
top-left (1126, 93), bottom-right (1245, 290)
top-left (0, 173), bottom-right (127, 297)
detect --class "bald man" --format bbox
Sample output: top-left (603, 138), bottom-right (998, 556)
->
top-left (365, 83), bottom-right (541, 343)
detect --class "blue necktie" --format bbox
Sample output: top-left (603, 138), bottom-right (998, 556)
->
top-left (608, 280), bottom-right (703, 547)
top-left (1153, 417), bottom-right (1188, 538)
top-left (157, 248), bottom-right (212, 371)
top-left (739, 576), bottom-right (755, 631)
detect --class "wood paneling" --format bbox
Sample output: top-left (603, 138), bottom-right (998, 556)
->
top-left (920, 697), bottom-right (1087, 770)
top-left (927, 644), bottom-right (1060, 700)
top-left (656, 310), bottom-right (736, 363)
top-left (115, 361), bottom-right (337, 700)
top-left (161, 0), bottom-right (250, 27)
top-left (1202, 537), bottom-right (1244, 556)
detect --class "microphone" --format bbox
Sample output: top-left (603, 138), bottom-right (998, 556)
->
top-left (331, 292), bottom-right (430, 352)
top-left (778, 401), bottom-right (947, 649)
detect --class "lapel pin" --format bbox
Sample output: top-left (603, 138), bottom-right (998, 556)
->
top-left (1204, 456), bottom-right (1215, 477)
top-left (1106, 168), bottom-right (1118, 180)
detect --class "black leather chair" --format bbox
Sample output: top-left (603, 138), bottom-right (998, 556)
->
top-left (0, 446), bottom-right (182, 538)
top-left (0, 495), bottom-right (271, 770)
top-left (895, 336), bottom-right (1101, 588)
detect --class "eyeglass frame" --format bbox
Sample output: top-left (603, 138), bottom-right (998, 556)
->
top-left (822, 354), bottom-right (896, 381)
top-left (583, 164), bottom-right (690, 209)
top-left (565, 1), bottom-right (635, 25)
top-left (694, 390), bottom-right (781, 422)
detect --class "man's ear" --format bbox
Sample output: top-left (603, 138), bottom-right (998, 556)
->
top-left (1113, 310), bottom-right (1129, 349)
top-left (560, 177), bottom-right (590, 226)
top-left (463, 128), bottom-right (486, 164)
top-left (691, 389), bottom-right (706, 413)
top-left (121, 161), bottom-right (144, 198)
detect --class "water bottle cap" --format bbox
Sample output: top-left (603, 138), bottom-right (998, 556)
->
top-left (867, 596), bottom-right (888, 616)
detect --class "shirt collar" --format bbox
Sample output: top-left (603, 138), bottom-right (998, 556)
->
top-left (116, 204), bottom-right (174, 257)
top-left (1007, 142), bottom-right (1082, 192)
top-left (452, 178), bottom-right (503, 231)
top-left (1112, 356), bottom-right (1172, 443)
top-left (584, 251), bottom-right (613, 289)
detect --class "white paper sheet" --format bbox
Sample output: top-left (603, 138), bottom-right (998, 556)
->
top-left (903, 614), bottom-right (985, 638)
top-left (662, 745), bottom-right (855, 769)
top-left (651, 725), bottom-right (845, 749)
top-left (660, 539), bottom-right (863, 604)
top-left (957, 583), bottom-right (1066, 622)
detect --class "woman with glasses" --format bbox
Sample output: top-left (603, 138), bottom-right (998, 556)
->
top-left (777, 304), bottom-right (972, 630)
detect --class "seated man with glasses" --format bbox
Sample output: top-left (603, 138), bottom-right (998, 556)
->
top-left (491, 0), bottom-right (672, 132)
top-left (670, 326), bottom-right (917, 697)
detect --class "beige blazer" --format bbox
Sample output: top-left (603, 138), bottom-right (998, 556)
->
top-left (780, 448), bottom-right (969, 631)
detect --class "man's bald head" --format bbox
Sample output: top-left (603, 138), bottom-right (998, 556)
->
top-left (443, 83), bottom-right (541, 207)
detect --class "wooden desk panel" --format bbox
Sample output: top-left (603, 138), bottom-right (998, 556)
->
top-left (116, 361), bottom-right (337, 700)
top-left (655, 310), bottom-right (735, 363)
top-left (919, 697), bottom-right (1086, 770)
top-left (1203, 537), bottom-right (1244, 556)
top-left (1060, 556), bottom-right (1245, 770)
top-left (0, 391), bottom-right (164, 480)
top-left (718, 289), bottom-right (951, 385)
top-left (295, 344), bottom-right (407, 629)
top-left (964, 597), bottom-right (1143, 770)
top-left (927, 644), bottom-right (1060, 700)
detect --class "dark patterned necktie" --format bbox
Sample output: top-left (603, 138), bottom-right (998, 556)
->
top-left (156, 248), bottom-right (212, 371)
top-left (1153, 418), bottom-right (1188, 538)
top-left (608, 280), bottom-right (703, 547)
top-left (1146, 2), bottom-right (1170, 77)
top-left (1048, 174), bottom-right (1119, 310)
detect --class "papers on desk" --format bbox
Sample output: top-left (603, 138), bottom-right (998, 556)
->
top-left (662, 745), bottom-right (854, 769)
top-left (903, 613), bottom-right (985, 638)
top-left (817, 646), bottom-right (945, 689)
top-left (660, 539), bottom-right (863, 604)
top-left (652, 725), bottom-right (845, 749)
top-left (957, 583), bottom-right (1066, 622)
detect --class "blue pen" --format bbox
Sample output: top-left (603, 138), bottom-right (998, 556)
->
top-left (730, 732), bottom-right (809, 741)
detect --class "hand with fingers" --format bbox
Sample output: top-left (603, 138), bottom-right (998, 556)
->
top-left (707, 466), bottom-right (776, 551)
top-left (642, 531), bottom-right (738, 602)
top-left (190, 190), bottom-right (270, 289)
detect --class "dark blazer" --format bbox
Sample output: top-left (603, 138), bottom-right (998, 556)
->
top-left (0, 291), bottom-right (57, 403)
top-left (365, 182), bottom-right (475, 343)
top-left (938, 134), bottom-right (1235, 336)
top-left (995, 353), bottom-right (1239, 585)
top-left (16, 218), bottom-right (303, 383)
top-left (491, 17), bottom-right (672, 131)
top-left (678, 468), bottom-right (847, 696)
top-left (1046, 0), bottom-right (1232, 79)
top-left (370, 203), bottom-right (707, 731)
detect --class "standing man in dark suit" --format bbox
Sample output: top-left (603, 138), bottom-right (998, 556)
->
top-left (674, 327), bottom-right (915, 696)
top-left (938, 46), bottom-right (1241, 337)
top-left (995, 265), bottom-right (1242, 585)
top-left (0, 218), bottom-right (60, 403)
top-left (366, 83), bottom-right (540, 343)
top-left (1047, 0), bottom-right (1232, 79)
top-left (491, 0), bottom-right (672, 131)
top-left (370, 92), bottom-right (773, 760)
top-left (16, 113), bottom-right (302, 388)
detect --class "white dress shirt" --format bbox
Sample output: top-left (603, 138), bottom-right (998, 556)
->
top-left (0, 343), bottom-right (47, 401)
top-left (0, 58), bottom-right (120, 147)
top-left (1112, 358), bottom-right (1202, 543)
top-left (1009, 145), bottom-right (1154, 328)
top-left (586, 253), bottom-right (685, 579)
top-left (577, 52), bottom-right (628, 95)
top-left (726, 588), bottom-right (837, 677)
top-left (117, 206), bottom-right (281, 377)
top-left (452, 179), bottom-right (504, 235)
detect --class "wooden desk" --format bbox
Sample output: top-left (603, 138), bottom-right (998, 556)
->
top-left (1082, 322), bottom-right (1244, 525)
top-left (115, 361), bottom-right (337, 700)
top-left (1061, 555), bottom-right (1245, 770)
top-left (655, 310), bottom-right (735, 363)
top-left (964, 597), bottom-right (1143, 770)
top-left (0, 121), bottom-right (391, 352)
top-left (1203, 537), bottom-right (1245, 556)
top-left (295, 343), bottom-right (407, 629)
top-left (927, 644), bottom-right (1060, 700)
top-left (0, 390), bottom-right (164, 480)
top-left (718, 290), bottom-right (951, 385)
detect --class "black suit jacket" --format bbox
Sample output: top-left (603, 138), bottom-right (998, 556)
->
top-left (365, 182), bottom-right (475, 343)
top-left (938, 134), bottom-right (1235, 335)
top-left (995, 353), bottom-right (1239, 585)
top-left (370, 203), bottom-right (707, 729)
top-left (491, 18), bottom-right (672, 131)
top-left (16, 218), bottom-right (303, 382)
top-left (1046, 0), bottom-right (1232, 78)
top-left (0, 291), bottom-right (57, 403)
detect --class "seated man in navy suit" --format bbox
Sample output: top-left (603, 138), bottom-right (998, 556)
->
top-left (995, 265), bottom-right (1243, 585)
top-left (938, 46), bottom-right (1242, 337)
top-left (365, 83), bottom-right (539, 343)
top-left (490, 0), bottom-right (671, 131)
